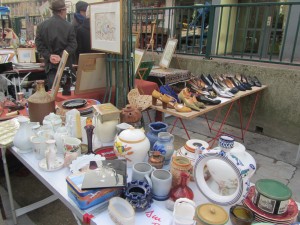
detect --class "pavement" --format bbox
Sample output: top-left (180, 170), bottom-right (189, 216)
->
top-left (0, 112), bottom-right (299, 224)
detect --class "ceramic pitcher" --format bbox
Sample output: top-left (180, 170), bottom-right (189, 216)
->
top-left (146, 122), bottom-right (168, 149)
top-left (152, 132), bottom-right (174, 165)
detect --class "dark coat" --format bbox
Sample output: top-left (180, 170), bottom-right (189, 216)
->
top-left (76, 18), bottom-right (97, 56)
top-left (35, 14), bottom-right (77, 73)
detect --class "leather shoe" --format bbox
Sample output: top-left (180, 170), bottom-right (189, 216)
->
top-left (196, 95), bottom-right (221, 105)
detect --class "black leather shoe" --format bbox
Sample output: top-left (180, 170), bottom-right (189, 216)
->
top-left (253, 76), bottom-right (262, 87)
top-left (201, 74), bottom-right (213, 86)
top-left (196, 95), bottom-right (221, 105)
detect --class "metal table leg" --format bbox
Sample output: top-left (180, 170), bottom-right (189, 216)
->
top-left (1, 146), bottom-right (17, 224)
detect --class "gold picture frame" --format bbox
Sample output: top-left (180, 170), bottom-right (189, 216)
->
top-left (159, 38), bottom-right (178, 69)
top-left (0, 54), bottom-right (9, 63)
top-left (90, 0), bottom-right (122, 54)
top-left (134, 49), bottom-right (145, 76)
top-left (75, 53), bottom-right (111, 95)
top-left (17, 48), bottom-right (36, 63)
top-left (51, 50), bottom-right (69, 98)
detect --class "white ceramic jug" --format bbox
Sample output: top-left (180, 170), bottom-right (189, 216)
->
top-left (13, 116), bottom-right (34, 153)
top-left (54, 126), bottom-right (69, 154)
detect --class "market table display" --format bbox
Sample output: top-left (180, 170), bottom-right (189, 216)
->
top-left (151, 85), bottom-right (267, 147)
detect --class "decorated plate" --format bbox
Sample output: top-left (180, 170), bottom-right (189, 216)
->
top-left (243, 186), bottom-right (298, 222)
top-left (39, 157), bottom-right (64, 172)
top-left (62, 99), bottom-right (87, 109)
top-left (69, 154), bottom-right (105, 173)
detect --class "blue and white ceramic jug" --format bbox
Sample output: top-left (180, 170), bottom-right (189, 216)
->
top-left (152, 132), bottom-right (174, 165)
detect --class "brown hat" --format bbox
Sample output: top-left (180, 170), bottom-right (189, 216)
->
top-left (50, 0), bottom-right (66, 11)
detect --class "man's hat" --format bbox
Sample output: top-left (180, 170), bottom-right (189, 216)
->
top-left (50, 0), bottom-right (66, 11)
top-left (76, 1), bottom-right (88, 13)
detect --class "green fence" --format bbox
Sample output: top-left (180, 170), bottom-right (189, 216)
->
top-left (132, 2), bottom-right (300, 66)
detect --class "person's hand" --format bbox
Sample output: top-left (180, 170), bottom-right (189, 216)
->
top-left (50, 54), bottom-right (61, 64)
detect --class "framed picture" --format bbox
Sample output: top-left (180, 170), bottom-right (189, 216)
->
top-left (132, 31), bottom-right (140, 49)
top-left (90, 1), bottom-right (122, 54)
top-left (51, 50), bottom-right (69, 98)
top-left (159, 38), bottom-right (178, 69)
top-left (135, 60), bottom-right (154, 80)
top-left (0, 54), bottom-right (9, 63)
top-left (134, 49), bottom-right (144, 76)
top-left (75, 53), bottom-right (114, 95)
top-left (17, 48), bottom-right (36, 63)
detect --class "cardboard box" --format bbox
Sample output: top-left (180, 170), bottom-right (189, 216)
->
top-left (66, 172), bottom-right (122, 210)
top-left (92, 103), bottom-right (120, 123)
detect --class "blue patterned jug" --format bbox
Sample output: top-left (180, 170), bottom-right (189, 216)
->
top-left (146, 122), bottom-right (168, 149)
top-left (153, 132), bottom-right (174, 165)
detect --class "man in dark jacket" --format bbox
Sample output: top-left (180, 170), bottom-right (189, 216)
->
top-left (35, 0), bottom-right (77, 90)
top-left (73, 1), bottom-right (88, 33)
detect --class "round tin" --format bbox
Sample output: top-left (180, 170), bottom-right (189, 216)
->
top-left (195, 203), bottom-right (228, 225)
top-left (253, 179), bottom-right (292, 215)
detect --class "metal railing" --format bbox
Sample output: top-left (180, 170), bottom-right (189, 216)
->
top-left (132, 2), bottom-right (300, 66)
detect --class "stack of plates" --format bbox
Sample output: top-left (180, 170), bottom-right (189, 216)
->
top-left (243, 186), bottom-right (298, 224)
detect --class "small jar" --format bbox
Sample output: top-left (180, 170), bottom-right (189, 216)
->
top-left (170, 156), bottom-right (192, 187)
top-left (148, 151), bottom-right (165, 169)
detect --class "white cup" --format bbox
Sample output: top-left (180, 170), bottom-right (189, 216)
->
top-left (150, 169), bottom-right (172, 201)
top-left (132, 162), bottom-right (155, 184)
top-left (63, 136), bottom-right (81, 166)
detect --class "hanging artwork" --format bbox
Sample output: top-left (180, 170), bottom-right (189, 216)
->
top-left (159, 38), bottom-right (178, 69)
top-left (134, 49), bottom-right (144, 75)
top-left (90, 1), bottom-right (122, 54)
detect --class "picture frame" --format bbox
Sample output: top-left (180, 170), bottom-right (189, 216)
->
top-left (136, 60), bottom-right (155, 81)
top-left (159, 38), bottom-right (178, 69)
top-left (17, 48), bottom-right (36, 63)
top-left (90, 1), bottom-right (122, 54)
top-left (134, 49), bottom-right (144, 76)
top-left (75, 53), bottom-right (113, 95)
top-left (0, 54), bottom-right (9, 63)
top-left (51, 50), bottom-right (69, 98)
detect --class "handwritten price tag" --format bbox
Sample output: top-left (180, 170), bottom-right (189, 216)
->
top-left (138, 204), bottom-right (172, 225)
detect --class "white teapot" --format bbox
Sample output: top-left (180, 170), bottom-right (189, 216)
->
top-left (114, 127), bottom-right (150, 167)
top-left (43, 113), bottom-right (62, 131)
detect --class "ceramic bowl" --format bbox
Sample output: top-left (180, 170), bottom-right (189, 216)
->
top-left (229, 205), bottom-right (255, 225)
top-left (219, 135), bottom-right (234, 151)
top-left (108, 197), bottom-right (135, 225)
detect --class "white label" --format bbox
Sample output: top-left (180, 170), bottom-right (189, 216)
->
top-left (257, 194), bottom-right (276, 214)
top-left (278, 199), bottom-right (289, 214)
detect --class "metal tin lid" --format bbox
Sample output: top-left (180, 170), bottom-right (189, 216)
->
top-left (255, 179), bottom-right (292, 201)
top-left (196, 203), bottom-right (228, 225)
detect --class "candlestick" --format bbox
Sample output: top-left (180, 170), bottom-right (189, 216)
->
top-left (84, 117), bottom-right (95, 154)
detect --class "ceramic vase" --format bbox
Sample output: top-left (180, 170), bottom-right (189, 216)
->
top-left (170, 172), bottom-right (194, 201)
top-left (125, 180), bottom-right (153, 212)
top-left (93, 115), bottom-right (118, 143)
top-left (13, 116), bottom-right (34, 153)
top-left (148, 151), bottom-right (165, 169)
top-left (27, 80), bottom-right (55, 124)
top-left (120, 104), bottom-right (142, 124)
top-left (146, 122), bottom-right (168, 149)
top-left (170, 156), bottom-right (193, 187)
top-left (152, 132), bottom-right (174, 165)
top-left (114, 127), bottom-right (150, 167)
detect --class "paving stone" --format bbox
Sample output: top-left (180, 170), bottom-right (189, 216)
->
top-left (255, 165), bottom-right (294, 180)
top-left (251, 173), bottom-right (289, 185)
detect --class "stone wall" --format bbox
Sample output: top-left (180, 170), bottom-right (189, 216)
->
top-left (146, 53), bottom-right (300, 144)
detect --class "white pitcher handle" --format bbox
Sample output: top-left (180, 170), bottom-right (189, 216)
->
top-left (145, 174), bottom-right (152, 188)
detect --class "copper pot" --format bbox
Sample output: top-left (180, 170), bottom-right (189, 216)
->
top-left (120, 104), bottom-right (142, 124)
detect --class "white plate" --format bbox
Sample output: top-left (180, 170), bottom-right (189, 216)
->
top-left (39, 157), bottom-right (64, 172)
top-left (69, 154), bottom-right (105, 173)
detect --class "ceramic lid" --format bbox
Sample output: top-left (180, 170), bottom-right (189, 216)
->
top-left (255, 179), bottom-right (292, 200)
top-left (118, 127), bottom-right (146, 143)
top-left (196, 203), bottom-right (228, 225)
top-left (43, 113), bottom-right (62, 125)
top-left (184, 139), bottom-right (209, 153)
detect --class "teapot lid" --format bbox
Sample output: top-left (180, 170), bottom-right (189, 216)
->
top-left (43, 113), bottom-right (62, 125)
top-left (119, 127), bottom-right (146, 143)
top-left (196, 203), bottom-right (228, 225)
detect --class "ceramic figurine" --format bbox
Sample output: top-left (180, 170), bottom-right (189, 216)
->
top-left (114, 127), bottom-right (150, 167)
top-left (146, 121), bottom-right (168, 149)
top-left (152, 132), bottom-right (174, 165)
top-left (45, 139), bottom-right (57, 170)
